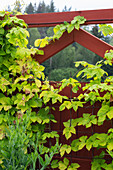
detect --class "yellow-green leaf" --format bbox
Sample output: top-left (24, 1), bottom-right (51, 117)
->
top-left (107, 107), bottom-right (113, 120)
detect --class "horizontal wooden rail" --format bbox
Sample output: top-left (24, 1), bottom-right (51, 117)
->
top-left (17, 8), bottom-right (113, 27)
top-left (35, 28), bottom-right (113, 64)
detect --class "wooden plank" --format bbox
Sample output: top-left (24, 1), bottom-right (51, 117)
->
top-left (34, 31), bottom-right (74, 63)
top-left (74, 28), bottom-right (113, 58)
top-left (34, 28), bottom-right (113, 64)
top-left (17, 8), bottom-right (113, 27)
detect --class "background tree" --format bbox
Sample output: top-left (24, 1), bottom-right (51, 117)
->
top-left (35, 1), bottom-right (47, 13)
top-left (62, 5), bottom-right (72, 12)
top-left (27, 28), bottom-right (41, 48)
top-left (25, 2), bottom-right (34, 14)
top-left (48, 0), bottom-right (56, 12)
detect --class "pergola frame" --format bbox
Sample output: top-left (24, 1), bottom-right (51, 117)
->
top-left (17, 8), bottom-right (113, 63)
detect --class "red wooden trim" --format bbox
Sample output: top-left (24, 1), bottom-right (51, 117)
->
top-left (17, 8), bottom-right (113, 27)
top-left (74, 28), bottom-right (113, 58)
top-left (34, 28), bottom-right (113, 63)
top-left (35, 31), bottom-right (74, 63)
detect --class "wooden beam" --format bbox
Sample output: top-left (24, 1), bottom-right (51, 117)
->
top-left (35, 31), bottom-right (74, 63)
top-left (34, 28), bottom-right (113, 64)
top-left (74, 28), bottom-right (113, 58)
top-left (17, 8), bottom-right (113, 27)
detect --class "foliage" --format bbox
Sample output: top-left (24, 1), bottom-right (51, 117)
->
top-left (34, 16), bottom-right (86, 48)
top-left (1, 9), bottom-right (113, 170)
top-left (99, 24), bottom-right (113, 36)
top-left (0, 11), bottom-right (61, 169)
top-left (48, 67), bottom-right (78, 81)
top-left (27, 28), bottom-right (41, 48)
top-left (0, 115), bottom-right (31, 170)
top-left (59, 49), bottom-right (113, 169)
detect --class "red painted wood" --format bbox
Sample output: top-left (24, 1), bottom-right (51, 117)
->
top-left (74, 28), bottom-right (113, 58)
top-left (17, 8), bottom-right (113, 27)
top-left (34, 28), bottom-right (113, 63)
top-left (34, 31), bottom-right (74, 63)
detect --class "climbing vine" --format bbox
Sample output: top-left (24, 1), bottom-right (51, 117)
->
top-left (34, 15), bottom-right (86, 48)
top-left (0, 10), bottom-right (113, 170)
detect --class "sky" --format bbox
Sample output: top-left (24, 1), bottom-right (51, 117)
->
top-left (1, 0), bottom-right (113, 12)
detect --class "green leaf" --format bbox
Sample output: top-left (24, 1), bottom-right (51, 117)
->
top-left (59, 104), bottom-right (65, 111)
top-left (53, 25), bottom-right (60, 34)
top-left (35, 79), bottom-right (41, 87)
top-left (78, 136), bottom-right (87, 150)
top-left (63, 127), bottom-right (76, 140)
top-left (30, 116), bottom-right (42, 123)
top-left (64, 132), bottom-right (71, 140)
top-left (60, 101), bottom-right (72, 111)
top-left (97, 105), bottom-right (110, 122)
top-left (0, 11), bottom-right (6, 17)
top-left (60, 144), bottom-right (71, 157)
top-left (107, 107), bottom-right (113, 120)
top-left (59, 161), bottom-right (67, 170)
top-left (99, 24), bottom-right (113, 36)
top-left (63, 121), bottom-right (70, 127)
top-left (107, 139), bottom-right (113, 151)
top-left (91, 156), bottom-right (107, 170)
top-left (58, 158), bottom-right (69, 170)
top-left (72, 86), bottom-right (79, 93)
top-left (38, 155), bottom-right (44, 166)
top-left (64, 158), bottom-right (69, 167)
top-left (51, 160), bottom-right (59, 168)
top-left (34, 39), bottom-right (42, 47)
top-left (74, 23), bottom-right (80, 30)
top-left (0, 28), bottom-right (4, 35)
top-left (0, 49), bottom-right (6, 55)
top-left (67, 163), bottom-right (80, 170)
top-left (70, 126), bottom-right (76, 134)
top-left (29, 98), bottom-right (42, 108)
top-left (71, 139), bottom-right (80, 152)
top-left (86, 140), bottom-right (93, 151)
top-left (42, 131), bottom-right (59, 140)
top-left (38, 50), bottom-right (44, 55)
top-left (40, 39), bottom-right (49, 48)
top-left (67, 24), bottom-right (74, 33)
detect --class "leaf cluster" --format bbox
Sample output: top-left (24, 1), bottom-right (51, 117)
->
top-left (34, 16), bottom-right (86, 48)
